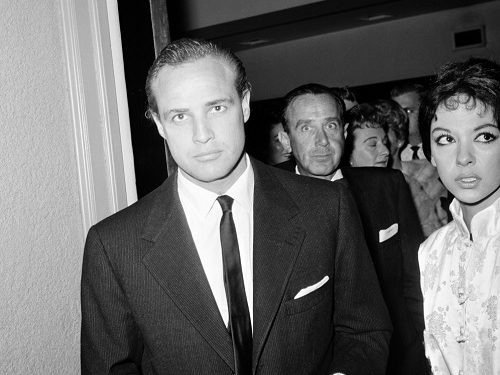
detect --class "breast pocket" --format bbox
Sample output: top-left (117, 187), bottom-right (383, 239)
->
top-left (284, 283), bottom-right (329, 316)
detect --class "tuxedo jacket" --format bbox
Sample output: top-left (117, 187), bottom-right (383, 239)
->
top-left (276, 160), bottom-right (428, 375)
top-left (81, 158), bottom-right (391, 375)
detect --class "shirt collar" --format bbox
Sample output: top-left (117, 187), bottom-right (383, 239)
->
top-left (295, 165), bottom-right (343, 182)
top-left (450, 195), bottom-right (500, 240)
top-left (177, 154), bottom-right (254, 218)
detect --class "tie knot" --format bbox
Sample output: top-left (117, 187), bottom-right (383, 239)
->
top-left (217, 195), bottom-right (234, 213)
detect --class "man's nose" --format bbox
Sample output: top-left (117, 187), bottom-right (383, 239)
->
top-left (315, 128), bottom-right (329, 146)
top-left (192, 118), bottom-right (214, 144)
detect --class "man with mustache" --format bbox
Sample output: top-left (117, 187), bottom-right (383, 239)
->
top-left (277, 83), bottom-right (429, 375)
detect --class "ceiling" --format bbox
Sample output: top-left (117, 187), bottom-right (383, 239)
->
top-left (167, 0), bottom-right (493, 51)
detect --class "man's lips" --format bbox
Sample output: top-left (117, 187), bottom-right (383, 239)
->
top-left (194, 150), bottom-right (223, 161)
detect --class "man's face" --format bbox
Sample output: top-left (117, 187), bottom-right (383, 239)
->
top-left (280, 93), bottom-right (344, 180)
top-left (392, 91), bottom-right (421, 140)
top-left (151, 56), bottom-right (250, 193)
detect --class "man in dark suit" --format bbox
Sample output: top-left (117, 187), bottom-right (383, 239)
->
top-left (81, 39), bottom-right (391, 374)
top-left (276, 83), bottom-right (429, 375)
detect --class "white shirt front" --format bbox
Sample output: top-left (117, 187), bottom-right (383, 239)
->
top-left (295, 166), bottom-right (343, 182)
top-left (400, 142), bottom-right (426, 161)
top-left (177, 154), bottom-right (254, 328)
top-left (419, 196), bottom-right (500, 375)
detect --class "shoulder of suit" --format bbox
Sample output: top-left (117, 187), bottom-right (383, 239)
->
top-left (91, 177), bottom-right (169, 233)
top-left (342, 166), bottom-right (404, 182)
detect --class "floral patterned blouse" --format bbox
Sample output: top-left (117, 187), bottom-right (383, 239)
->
top-left (419, 196), bottom-right (500, 375)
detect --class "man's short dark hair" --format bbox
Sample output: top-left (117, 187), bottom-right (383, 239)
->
top-left (331, 86), bottom-right (357, 103)
top-left (372, 99), bottom-right (409, 145)
top-left (390, 82), bottom-right (426, 100)
top-left (419, 57), bottom-right (500, 160)
top-left (281, 83), bottom-right (345, 132)
top-left (145, 38), bottom-right (251, 119)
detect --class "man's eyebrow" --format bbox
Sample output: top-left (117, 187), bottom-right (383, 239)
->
top-left (294, 119), bottom-right (312, 128)
top-left (206, 97), bottom-right (234, 106)
top-left (162, 108), bottom-right (189, 119)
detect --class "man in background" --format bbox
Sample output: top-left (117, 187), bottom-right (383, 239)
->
top-left (390, 82), bottom-right (449, 235)
top-left (81, 39), bottom-right (391, 375)
top-left (277, 83), bottom-right (429, 375)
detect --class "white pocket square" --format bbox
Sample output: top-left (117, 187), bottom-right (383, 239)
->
top-left (379, 223), bottom-right (398, 243)
top-left (294, 276), bottom-right (329, 300)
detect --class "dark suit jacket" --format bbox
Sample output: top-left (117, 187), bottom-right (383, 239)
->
top-left (276, 160), bottom-right (428, 375)
top-left (81, 158), bottom-right (391, 375)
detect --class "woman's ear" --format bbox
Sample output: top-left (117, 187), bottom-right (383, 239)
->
top-left (431, 155), bottom-right (437, 167)
top-left (278, 131), bottom-right (292, 154)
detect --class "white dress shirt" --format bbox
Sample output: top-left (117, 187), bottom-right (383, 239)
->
top-left (177, 154), bottom-right (254, 328)
top-left (295, 166), bottom-right (343, 182)
top-left (400, 142), bottom-right (426, 161)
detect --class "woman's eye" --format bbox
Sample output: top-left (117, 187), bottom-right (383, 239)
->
top-left (435, 134), bottom-right (454, 145)
top-left (476, 132), bottom-right (498, 143)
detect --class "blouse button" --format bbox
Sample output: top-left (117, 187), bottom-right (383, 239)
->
top-left (456, 326), bottom-right (468, 343)
top-left (457, 287), bottom-right (467, 304)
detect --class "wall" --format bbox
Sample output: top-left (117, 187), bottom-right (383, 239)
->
top-left (0, 1), bottom-right (83, 373)
top-left (238, 1), bottom-right (500, 100)
top-left (0, 0), bottom-right (132, 373)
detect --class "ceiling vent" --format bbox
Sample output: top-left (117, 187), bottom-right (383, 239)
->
top-left (453, 26), bottom-right (486, 50)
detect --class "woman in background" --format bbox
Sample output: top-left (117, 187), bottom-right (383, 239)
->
top-left (343, 103), bottom-right (390, 167)
top-left (418, 58), bottom-right (500, 374)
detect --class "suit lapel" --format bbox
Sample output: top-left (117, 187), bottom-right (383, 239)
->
top-left (141, 173), bottom-right (234, 371)
top-left (250, 160), bottom-right (304, 369)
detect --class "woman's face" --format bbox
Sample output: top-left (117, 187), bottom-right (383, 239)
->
top-left (430, 99), bottom-right (500, 217)
top-left (350, 127), bottom-right (390, 167)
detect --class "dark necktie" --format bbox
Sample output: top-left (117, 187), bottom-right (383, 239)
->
top-left (410, 145), bottom-right (420, 160)
top-left (217, 195), bottom-right (252, 375)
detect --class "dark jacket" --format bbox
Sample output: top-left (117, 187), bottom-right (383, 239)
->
top-left (276, 160), bottom-right (429, 375)
top-left (81, 158), bottom-right (391, 375)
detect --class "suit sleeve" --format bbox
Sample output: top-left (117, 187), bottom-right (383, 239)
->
top-left (396, 173), bottom-right (431, 374)
top-left (81, 226), bottom-right (143, 374)
top-left (330, 185), bottom-right (392, 375)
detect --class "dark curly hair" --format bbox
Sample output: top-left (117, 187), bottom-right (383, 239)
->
top-left (419, 57), bottom-right (500, 161)
top-left (372, 99), bottom-right (409, 150)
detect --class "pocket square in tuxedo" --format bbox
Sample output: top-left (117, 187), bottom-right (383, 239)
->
top-left (379, 223), bottom-right (398, 243)
top-left (294, 276), bottom-right (329, 300)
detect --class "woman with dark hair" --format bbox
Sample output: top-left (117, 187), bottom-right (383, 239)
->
top-left (418, 58), bottom-right (500, 374)
top-left (343, 103), bottom-right (390, 167)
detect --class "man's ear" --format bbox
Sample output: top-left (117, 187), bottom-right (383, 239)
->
top-left (431, 155), bottom-right (436, 167)
top-left (242, 90), bottom-right (251, 123)
top-left (278, 130), bottom-right (292, 154)
top-left (152, 113), bottom-right (167, 140)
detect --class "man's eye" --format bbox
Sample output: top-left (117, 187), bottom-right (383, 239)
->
top-left (172, 113), bottom-right (186, 122)
top-left (325, 122), bottom-right (338, 130)
top-left (300, 126), bottom-right (311, 132)
top-left (210, 105), bottom-right (226, 113)
top-left (476, 132), bottom-right (498, 143)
